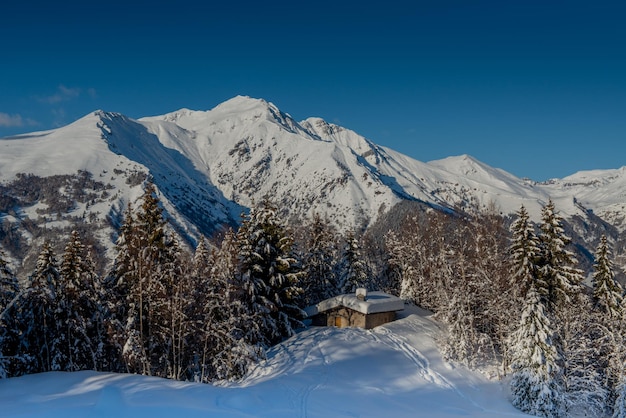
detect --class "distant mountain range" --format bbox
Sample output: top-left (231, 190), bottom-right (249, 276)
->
top-left (1, 95), bottom-right (625, 271)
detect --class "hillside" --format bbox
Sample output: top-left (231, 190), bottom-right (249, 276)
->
top-left (0, 306), bottom-right (526, 418)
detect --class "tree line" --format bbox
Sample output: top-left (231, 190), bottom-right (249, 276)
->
top-left (0, 182), bottom-right (368, 382)
top-left (1, 181), bottom-right (625, 417)
top-left (385, 200), bottom-right (626, 417)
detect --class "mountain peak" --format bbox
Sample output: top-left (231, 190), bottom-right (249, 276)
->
top-left (211, 95), bottom-right (274, 115)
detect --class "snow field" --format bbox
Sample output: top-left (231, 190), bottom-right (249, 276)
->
top-left (0, 306), bottom-right (527, 417)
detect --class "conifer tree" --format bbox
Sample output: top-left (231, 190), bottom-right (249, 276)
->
top-left (509, 283), bottom-right (564, 417)
top-left (338, 230), bottom-right (369, 294)
top-left (191, 229), bottom-right (260, 382)
top-left (18, 242), bottom-right (60, 373)
top-left (537, 200), bottom-right (583, 315)
top-left (0, 249), bottom-right (19, 378)
top-left (610, 297), bottom-right (626, 417)
top-left (592, 234), bottom-right (622, 318)
top-left (509, 205), bottom-right (540, 301)
top-left (559, 297), bottom-right (609, 417)
top-left (109, 181), bottom-right (175, 376)
top-left (54, 230), bottom-right (104, 371)
top-left (386, 229), bottom-right (419, 303)
top-left (0, 249), bottom-right (17, 315)
top-left (106, 203), bottom-right (141, 372)
top-left (132, 181), bottom-right (173, 376)
top-left (299, 213), bottom-right (339, 306)
top-left (237, 200), bottom-right (304, 347)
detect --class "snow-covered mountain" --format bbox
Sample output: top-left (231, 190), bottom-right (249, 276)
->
top-left (1, 95), bottom-right (625, 267)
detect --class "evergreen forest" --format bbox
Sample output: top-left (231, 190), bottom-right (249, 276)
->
top-left (1, 182), bottom-right (626, 417)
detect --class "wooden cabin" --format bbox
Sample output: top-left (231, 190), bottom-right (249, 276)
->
top-left (305, 289), bottom-right (404, 329)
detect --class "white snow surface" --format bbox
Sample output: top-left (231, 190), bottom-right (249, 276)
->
top-left (305, 290), bottom-right (405, 316)
top-left (0, 306), bottom-right (526, 417)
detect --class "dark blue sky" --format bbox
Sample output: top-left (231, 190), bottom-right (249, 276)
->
top-left (2, 0), bottom-right (625, 181)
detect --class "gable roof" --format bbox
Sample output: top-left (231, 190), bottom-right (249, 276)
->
top-left (305, 291), bottom-right (404, 317)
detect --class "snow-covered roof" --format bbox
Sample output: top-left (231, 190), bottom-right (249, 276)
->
top-left (305, 291), bottom-right (404, 317)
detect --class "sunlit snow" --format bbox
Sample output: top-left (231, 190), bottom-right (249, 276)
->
top-left (0, 307), bottom-right (526, 417)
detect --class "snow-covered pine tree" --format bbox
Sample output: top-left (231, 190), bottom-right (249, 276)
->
top-left (0, 248), bottom-right (19, 378)
top-left (299, 213), bottom-right (340, 306)
top-left (0, 249), bottom-right (17, 315)
top-left (610, 295), bottom-right (626, 417)
top-left (237, 200), bottom-right (304, 347)
top-left (509, 205), bottom-right (541, 302)
top-left (132, 181), bottom-right (175, 377)
top-left (537, 199), bottom-right (584, 316)
top-left (17, 242), bottom-right (61, 373)
top-left (386, 229), bottom-right (418, 303)
top-left (592, 234), bottom-right (622, 319)
top-left (536, 200), bottom-right (602, 414)
top-left (559, 294), bottom-right (610, 416)
top-left (53, 230), bottom-right (103, 371)
top-left (105, 203), bottom-right (141, 372)
top-left (191, 229), bottom-right (261, 382)
top-left (466, 208), bottom-right (510, 365)
top-left (439, 216), bottom-right (507, 369)
top-left (338, 230), bottom-right (369, 294)
top-left (108, 182), bottom-right (175, 376)
top-left (504, 205), bottom-right (542, 372)
top-left (509, 283), bottom-right (564, 417)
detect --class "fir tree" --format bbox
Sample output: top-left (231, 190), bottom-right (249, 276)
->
top-left (132, 181), bottom-right (174, 376)
top-left (509, 284), bottom-right (564, 417)
top-left (0, 249), bottom-right (19, 378)
top-left (611, 298), bottom-right (626, 417)
top-left (237, 200), bottom-right (304, 347)
top-left (338, 230), bottom-right (369, 294)
top-left (18, 242), bottom-right (60, 373)
top-left (55, 231), bottom-right (106, 372)
top-left (299, 213), bottom-right (340, 306)
top-left (509, 205), bottom-right (540, 302)
top-left (559, 295), bottom-right (609, 416)
top-left (106, 203), bottom-right (140, 372)
top-left (537, 200), bottom-right (583, 315)
top-left (592, 234), bottom-right (622, 318)
top-left (192, 229), bottom-right (260, 382)
top-left (108, 181), bottom-right (175, 376)
top-left (0, 249), bottom-right (18, 315)
top-left (386, 230), bottom-right (418, 303)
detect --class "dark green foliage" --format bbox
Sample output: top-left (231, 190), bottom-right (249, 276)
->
top-left (0, 249), bottom-right (20, 377)
top-left (237, 199), bottom-right (304, 347)
top-left (17, 242), bottom-right (61, 373)
top-left (297, 213), bottom-right (340, 306)
top-left (592, 235), bottom-right (622, 318)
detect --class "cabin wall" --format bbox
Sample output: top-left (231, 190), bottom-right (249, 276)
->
top-left (364, 311), bottom-right (396, 329)
top-left (327, 307), bottom-right (366, 328)
top-left (314, 307), bottom-right (397, 329)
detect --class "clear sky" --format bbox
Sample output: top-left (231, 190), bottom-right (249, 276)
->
top-left (1, 0), bottom-right (625, 181)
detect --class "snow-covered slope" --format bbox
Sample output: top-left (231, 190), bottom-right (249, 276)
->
top-left (1, 95), bottom-right (626, 262)
top-left (0, 110), bottom-right (241, 263)
top-left (0, 307), bottom-right (525, 417)
top-left (140, 96), bottom-right (402, 229)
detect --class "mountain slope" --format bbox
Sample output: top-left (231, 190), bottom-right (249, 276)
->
top-left (1, 95), bottom-right (626, 271)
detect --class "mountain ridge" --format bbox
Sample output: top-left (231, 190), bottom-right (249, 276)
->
top-left (1, 95), bottom-right (625, 272)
